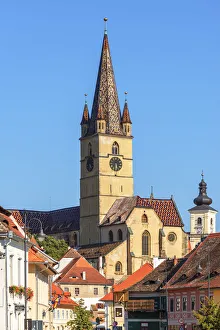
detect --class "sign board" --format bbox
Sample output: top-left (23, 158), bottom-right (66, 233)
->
top-left (141, 323), bottom-right (148, 326)
top-left (15, 304), bottom-right (25, 312)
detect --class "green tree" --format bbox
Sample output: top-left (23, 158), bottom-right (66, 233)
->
top-left (67, 298), bottom-right (93, 330)
top-left (35, 235), bottom-right (68, 260)
top-left (194, 297), bottom-right (220, 330)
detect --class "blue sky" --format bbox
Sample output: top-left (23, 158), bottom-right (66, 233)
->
top-left (1, 1), bottom-right (220, 231)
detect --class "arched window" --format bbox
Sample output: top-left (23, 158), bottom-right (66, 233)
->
top-left (88, 143), bottom-right (92, 156)
top-left (118, 229), bottom-right (123, 241)
top-left (112, 142), bottom-right (119, 155)
top-left (197, 217), bottom-right (202, 225)
top-left (73, 233), bottom-right (77, 247)
top-left (141, 214), bottom-right (148, 223)
top-left (109, 230), bottom-right (113, 242)
top-left (142, 231), bottom-right (151, 256)
top-left (115, 261), bottom-right (122, 273)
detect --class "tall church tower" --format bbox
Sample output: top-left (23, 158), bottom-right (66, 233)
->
top-left (189, 173), bottom-right (217, 249)
top-left (80, 20), bottom-right (134, 245)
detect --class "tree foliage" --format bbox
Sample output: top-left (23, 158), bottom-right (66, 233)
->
top-left (67, 298), bottom-right (93, 330)
top-left (35, 235), bottom-right (68, 260)
top-left (194, 297), bottom-right (220, 330)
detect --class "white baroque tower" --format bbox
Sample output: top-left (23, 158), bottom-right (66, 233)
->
top-left (189, 173), bottom-right (217, 249)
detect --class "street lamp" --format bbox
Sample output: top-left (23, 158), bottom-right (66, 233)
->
top-left (24, 213), bottom-right (46, 330)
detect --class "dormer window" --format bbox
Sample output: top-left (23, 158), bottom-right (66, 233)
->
top-left (112, 142), bottom-right (119, 155)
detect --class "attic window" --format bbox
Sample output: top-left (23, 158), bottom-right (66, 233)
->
top-left (71, 276), bottom-right (78, 279)
top-left (3, 220), bottom-right (9, 225)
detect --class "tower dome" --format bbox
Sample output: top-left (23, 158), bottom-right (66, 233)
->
top-left (193, 173), bottom-right (212, 206)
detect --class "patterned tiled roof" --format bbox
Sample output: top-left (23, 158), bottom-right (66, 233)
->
top-left (89, 32), bottom-right (123, 136)
top-left (11, 206), bottom-right (80, 235)
top-left (166, 233), bottom-right (220, 290)
top-left (101, 195), bottom-right (183, 227)
top-left (96, 104), bottom-right (105, 120)
top-left (80, 102), bottom-right (89, 125)
top-left (78, 241), bottom-right (123, 259)
top-left (56, 254), bottom-right (112, 285)
top-left (121, 101), bottom-right (132, 124)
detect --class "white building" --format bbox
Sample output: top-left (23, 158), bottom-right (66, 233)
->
top-left (0, 208), bottom-right (27, 330)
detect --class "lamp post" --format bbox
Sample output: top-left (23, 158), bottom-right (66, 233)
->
top-left (24, 213), bottom-right (46, 330)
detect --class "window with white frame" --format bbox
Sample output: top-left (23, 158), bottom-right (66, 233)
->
top-left (200, 295), bottom-right (205, 307)
top-left (18, 257), bottom-right (22, 286)
top-left (75, 288), bottom-right (80, 295)
top-left (182, 297), bottom-right (187, 311)
top-left (191, 296), bottom-right (196, 310)
top-left (176, 297), bottom-right (180, 311)
top-left (94, 288), bottom-right (98, 295)
top-left (9, 255), bottom-right (14, 286)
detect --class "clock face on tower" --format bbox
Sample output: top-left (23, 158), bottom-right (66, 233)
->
top-left (86, 157), bottom-right (94, 172)
top-left (109, 157), bottom-right (122, 172)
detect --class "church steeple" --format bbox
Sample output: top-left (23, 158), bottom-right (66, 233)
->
top-left (89, 18), bottom-right (123, 136)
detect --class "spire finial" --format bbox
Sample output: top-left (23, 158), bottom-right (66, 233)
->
top-left (84, 93), bottom-right (88, 104)
top-left (125, 91), bottom-right (128, 102)
top-left (201, 170), bottom-right (204, 180)
top-left (104, 17), bottom-right (108, 35)
top-left (150, 186), bottom-right (154, 199)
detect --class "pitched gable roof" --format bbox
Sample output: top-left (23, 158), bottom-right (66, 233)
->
top-left (52, 283), bottom-right (78, 309)
top-left (78, 241), bottom-right (123, 259)
top-left (101, 195), bottom-right (183, 227)
top-left (100, 262), bottom-right (153, 301)
top-left (55, 255), bottom-right (111, 285)
top-left (0, 212), bottom-right (24, 238)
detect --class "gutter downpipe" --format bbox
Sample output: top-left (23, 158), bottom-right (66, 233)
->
top-left (5, 236), bottom-right (12, 330)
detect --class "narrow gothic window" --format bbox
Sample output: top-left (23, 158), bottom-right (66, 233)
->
top-left (112, 142), bottom-right (119, 155)
top-left (128, 125), bottom-right (130, 132)
top-left (115, 261), bottom-right (122, 273)
top-left (88, 143), bottom-right (92, 156)
top-left (142, 231), bottom-right (151, 256)
top-left (102, 122), bottom-right (104, 129)
top-left (98, 122), bottom-right (101, 129)
top-left (109, 230), bottom-right (113, 242)
top-left (118, 229), bottom-right (123, 241)
top-left (73, 233), bottom-right (77, 247)
top-left (210, 218), bottom-right (213, 225)
top-left (141, 214), bottom-right (148, 223)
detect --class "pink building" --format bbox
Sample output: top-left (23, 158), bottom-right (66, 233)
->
top-left (166, 233), bottom-right (220, 330)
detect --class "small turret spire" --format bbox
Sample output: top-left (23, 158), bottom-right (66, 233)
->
top-left (122, 92), bottom-right (132, 124)
top-left (80, 94), bottom-right (89, 125)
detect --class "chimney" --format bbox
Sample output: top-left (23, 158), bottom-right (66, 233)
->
top-left (82, 271), bottom-right (86, 280)
top-left (173, 255), bottom-right (178, 266)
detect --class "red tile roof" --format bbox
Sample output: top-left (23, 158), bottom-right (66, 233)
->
top-left (29, 248), bottom-right (44, 262)
top-left (0, 212), bottom-right (24, 238)
top-left (101, 262), bottom-right (153, 301)
top-left (56, 255), bottom-right (112, 285)
top-left (52, 283), bottom-right (78, 309)
top-left (101, 195), bottom-right (183, 227)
